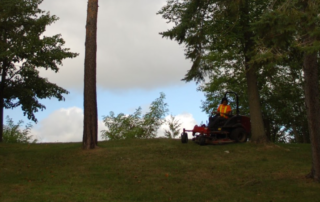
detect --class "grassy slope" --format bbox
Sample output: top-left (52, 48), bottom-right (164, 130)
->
top-left (0, 139), bottom-right (319, 202)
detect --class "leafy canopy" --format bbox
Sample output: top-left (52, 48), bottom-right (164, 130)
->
top-left (157, 0), bottom-right (271, 83)
top-left (0, 0), bottom-right (79, 122)
top-left (101, 93), bottom-right (169, 140)
top-left (158, 0), bottom-right (309, 143)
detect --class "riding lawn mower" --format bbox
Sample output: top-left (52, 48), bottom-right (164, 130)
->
top-left (181, 92), bottom-right (251, 145)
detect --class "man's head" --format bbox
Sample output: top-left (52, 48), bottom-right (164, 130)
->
top-left (221, 97), bottom-right (228, 105)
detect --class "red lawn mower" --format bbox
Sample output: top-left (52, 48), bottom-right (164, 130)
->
top-left (181, 92), bottom-right (251, 145)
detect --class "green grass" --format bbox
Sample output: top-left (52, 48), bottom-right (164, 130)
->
top-left (0, 139), bottom-right (319, 202)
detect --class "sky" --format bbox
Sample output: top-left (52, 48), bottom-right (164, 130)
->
top-left (4, 0), bottom-right (209, 143)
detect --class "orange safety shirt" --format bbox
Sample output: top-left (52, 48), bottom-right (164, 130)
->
top-left (217, 104), bottom-right (232, 119)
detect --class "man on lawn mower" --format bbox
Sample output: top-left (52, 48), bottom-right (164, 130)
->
top-left (208, 97), bottom-right (232, 131)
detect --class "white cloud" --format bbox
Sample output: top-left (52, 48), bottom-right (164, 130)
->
top-left (31, 107), bottom-right (107, 143)
top-left (38, 0), bottom-right (191, 92)
top-left (157, 113), bottom-right (198, 139)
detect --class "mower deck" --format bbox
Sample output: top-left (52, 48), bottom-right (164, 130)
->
top-left (182, 125), bottom-right (236, 145)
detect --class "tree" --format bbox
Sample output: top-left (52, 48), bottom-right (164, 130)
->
top-left (0, 0), bottom-right (78, 142)
top-left (199, 47), bottom-right (308, 143)
top-left (142, 92), bottom-right (169, 137)
top-left (83, 0), bottom-right (98, 149)
top-left (101, 93), bottom-right (169, 140)
top-left (3, 116), bottom-right (37, 143)
top-left (253, 0), bottom-right (320, 181)
top-left (158, 0), bottom-right (269, 143)
top-left (101, 109), bottom-right (143, 140)
top-left (164, 115), bottom-right (182, 139)
top-left (300, 0), bottom-right (320, 181)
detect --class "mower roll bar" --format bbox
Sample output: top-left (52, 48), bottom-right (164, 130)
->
top-left (224, 91), bottom-right (239, 116)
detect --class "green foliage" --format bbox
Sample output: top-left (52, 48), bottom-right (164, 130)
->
top-left (101, 108), bottom-right (144, 140)
top-left (157, 0), bottom-right (270, 83)
top-left (158, 0), bottom-right (311, 143)
top-left (164, 115), bottom-right (182, 139)
top-left (3, 116), bottom-right (37, 143)
top-left (250, 0), bottom-right (320, 143)
top-left (101, 93), bottom-right (169, 140)
top-left (199, 62), bottom-right (308, 143)
top-left (158, 0), bottom-right (275, 142)
top-left (199, 71), bottom-right (249, 116)
top-left (0, 0), bottom-right (79, 122)
top-left (253, 0), bottom-right (320, 55)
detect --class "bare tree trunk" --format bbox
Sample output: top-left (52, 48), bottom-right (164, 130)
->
top-left (83, 0), bottom-right (98, 149)
top-left (303, 50), bottom-right (320, 182)
top-left (240, 0), bottom-right (267, 143)
top-left (0, 60), bottom-right (8, 143)
top-left (292, 124), bottom-right (300, 143)
top-left (303, 131), bottom-right (309, 144)
top-left (264, 119), bottom-right (271, 142)
top-left (245, 66), bottom-right (268, 143)
top-left (300, 0), bottom-right (320, 181)
top-left (0, 80), bottom-right (4, 142)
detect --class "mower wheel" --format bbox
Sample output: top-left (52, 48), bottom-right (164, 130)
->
top-left (199, 135), bottom-right (206, 146)
top-left (231, 127), bottom-right (247, 143)
top-left (181, 133), bottom-right (188, 143)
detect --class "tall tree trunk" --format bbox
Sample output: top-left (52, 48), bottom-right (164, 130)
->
top-left (0, 61), bottom-right (8, 143)
top-left (292, 124), bottom-right (300, 143)
top-left (240, 0), bottom-right (267, 143)
top-left (0, 75), bottom-right (4, 143)
top-left (300, 0), bottom-right (320, 182)
top-left (303, 131), bottom-right (309, 143)
top-left (83, 0), bottom-right (98, 149)
top-left (264, 119), bottom-right (271, 141)
top-left (245, 65), bottom-right (267, 143)
top-left (303, 50), bottom-right (320, 181)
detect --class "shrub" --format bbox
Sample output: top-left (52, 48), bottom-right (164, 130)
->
top-left (3, 116), bottom-right (37, 143)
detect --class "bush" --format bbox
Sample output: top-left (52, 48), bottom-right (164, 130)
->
top-left (3, 116), bottom-right (37, 143)
top-left (164, 115), bottom-right (182, 139)
top-left (101, 93), bottom-right (168, 140)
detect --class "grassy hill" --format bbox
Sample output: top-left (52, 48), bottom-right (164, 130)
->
top-left (0, 139), bottom-right (319, 202)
